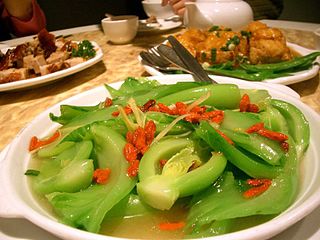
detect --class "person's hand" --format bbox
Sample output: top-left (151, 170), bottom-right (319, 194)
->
top-left (3, 0), bottom-right (33, 20)
top-left (162, 0), bottom-right (196, 17)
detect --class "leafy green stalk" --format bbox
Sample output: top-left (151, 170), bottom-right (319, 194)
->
top-left (186, 136), bottom-right (299, 237)
top-left (196, 121), bottom-right (281, 178)
top-left (137, 137), bottom-right (227, 210)
top-left (271, 99), bottom-right (310, 158)
top-left (158, 84), bottom-right (241, 109)
top-left (107, 78), bottom-right (209, 106)
top-left (46, 125), bottom-right (137, 233)
top-left (33, 141), bottom-right (94, 194)
top-left (220, 128), bottom-right (285, 166)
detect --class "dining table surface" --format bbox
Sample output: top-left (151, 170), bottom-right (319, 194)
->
top-left (0, 19), bottom-right (320, 240)
top-left (0, 20), bottom-right (319, 152)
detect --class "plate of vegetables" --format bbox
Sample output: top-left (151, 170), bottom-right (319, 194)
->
top-left (141, 21), bottom-right (320, 85)
top-left (0, 29), bottom-right (103, 92)
top-left (142, 42), bottom-right (320, 85)
top-left (0, 75), bottom-right (319, 240)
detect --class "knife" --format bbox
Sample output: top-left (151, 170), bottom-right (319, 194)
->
top-left (167, 35), bottom-right (217, 84)
top-left (157, 44), bottom-right (189, 70)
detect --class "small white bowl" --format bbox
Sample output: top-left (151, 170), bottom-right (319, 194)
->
top-left (101, 15), bottom-right (138, 44)
top-left (142, 1), bottom-right (174, 19)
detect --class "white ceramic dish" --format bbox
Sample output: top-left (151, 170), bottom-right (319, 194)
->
top-left (138, 19), bottom-right (182, 33)
top-left (0, 75), bottom-right (320, 240)
top-left (101, 16), bottom-right (139, 44)
top-left (1, 148), bottom-right (319, 240)
top-left (142, 1), bottom-right (174, 19)
top-left (0, 41), bottom-right (103, 92)
top-left (141, 43), bottom-right (320, 85)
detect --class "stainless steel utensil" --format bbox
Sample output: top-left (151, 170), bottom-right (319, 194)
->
top-left (167, 36), bottom-right (217, 84)
top-left (140, 45), bottom-right (192, 73)
top-left (140, 51), bottom-right (187, 72)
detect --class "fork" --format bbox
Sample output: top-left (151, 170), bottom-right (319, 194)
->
top-left (140, 39), bottom-right (217, 84)
top-left (140, 47), bottom-right (191, 73)
top-left (140, 52), bottom-right (187, 73)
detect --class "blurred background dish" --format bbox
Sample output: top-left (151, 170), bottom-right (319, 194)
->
top-left (184, 0), bottom-right (253, 30)
top-left (0, 41), bottom-right (103, 92)
top-left (139, 42), bottom-right (320, 85)
top-left (138, 18), bottom-right (182, 33)
top-left (142, 0), bottom-right (175, 19)
top-left (101, 15), bottom-right (139, 44)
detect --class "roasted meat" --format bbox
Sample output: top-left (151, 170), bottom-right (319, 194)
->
top-left (0, 29), bottom-right (93, 84)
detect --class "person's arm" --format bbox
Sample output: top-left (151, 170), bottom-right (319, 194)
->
top-left (2, 0), bottom-right (46, 37)
top-left (162, 0), bottom-right (195, 17)
top-left (3, 0), bottom-right (33, 21)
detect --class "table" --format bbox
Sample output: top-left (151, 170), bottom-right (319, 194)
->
top-left (0, 20), bottom-right (319, 240)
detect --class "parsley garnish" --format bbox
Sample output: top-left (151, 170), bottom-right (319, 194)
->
top-left (72, 40), bottom-right (96, 60)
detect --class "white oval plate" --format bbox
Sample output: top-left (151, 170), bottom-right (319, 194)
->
top-left (0, 75), bottom-right (320, 240)
top-left (0, 41), bottom-right (103, 92)
top-left (141, 43), bottom-right (320, 85)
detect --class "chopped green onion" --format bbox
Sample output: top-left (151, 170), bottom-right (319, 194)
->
top-left (25, 169), bottom-right (40, 176)
top-left (211, 48), bottom-right (217, 62)
top-left (241, 30), bottom-right (252, 38)
top-left (209, 25), bottom-right (220, 32)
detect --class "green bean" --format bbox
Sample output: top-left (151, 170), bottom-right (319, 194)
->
top-left (205, 68), bottom-right (289, 81)
top-left (240, 52), bottom-right (320, 72)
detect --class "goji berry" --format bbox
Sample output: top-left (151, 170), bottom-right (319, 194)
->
top-left (280, 141), bottom-right (289, 152)
top-left (93, 168), bottom-right (111, 184)
top-left (243, 178), bottom-right (272, 198)
top-left (123, 143), bottom-right (138, 163)
top-left (246, 122), bottom-right (265, 133)
top-left (158, 103), bottom-right (173, 114)
top-left (104, 97), bottom-right (113, 108)
top-left (257, 129), bottom-right (288, 142)
top-left (144, 120), bottom-right (156, 145)
top-left (158, 221), bottom-right (185, 231)
top-left (29, 130), bottom-right (61, 151)
top-left (174, 102), bottom-right (188, 115)
top-left (141, 99), bottom-right (156, 112)
top-left (216, 129), bottom-right (234, 145)
top-left (127, 160), bottom-right (140, 177)
top-left (239, 94), bottom-right (250, 112)
top-left (133, 127), bottom-right (147, 152)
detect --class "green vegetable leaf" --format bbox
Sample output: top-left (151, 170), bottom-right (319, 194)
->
top-left (71, 40), bottom-right (96, 59)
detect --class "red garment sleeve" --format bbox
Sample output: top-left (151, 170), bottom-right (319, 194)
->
top-left (1, 0), bottom-right (46, 37)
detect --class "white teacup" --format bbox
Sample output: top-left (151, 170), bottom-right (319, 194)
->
top-left (142, 1), bottom-right (174, 19)
top-left (101, 15), bottom-right (139, 44)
